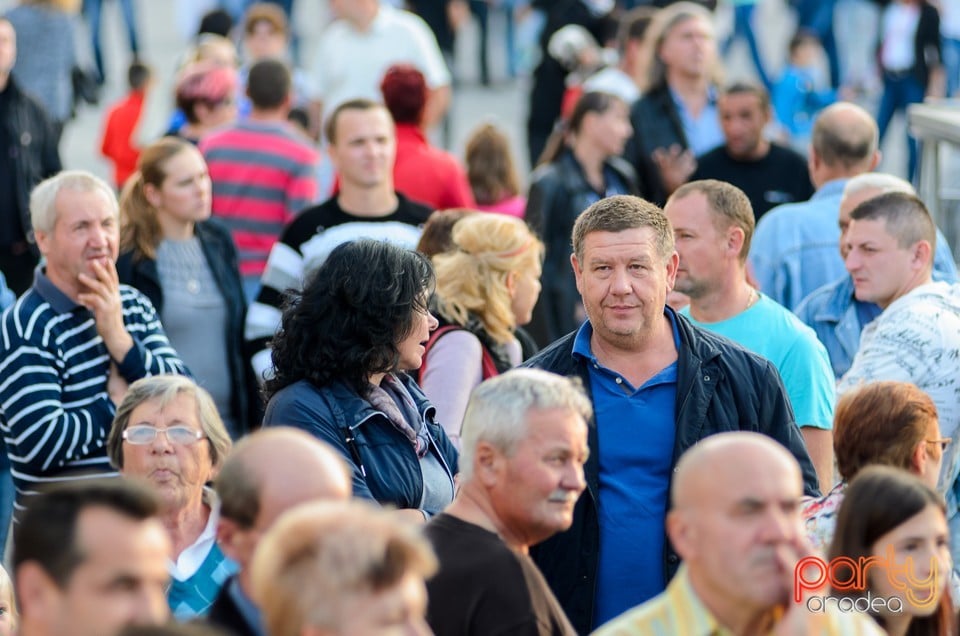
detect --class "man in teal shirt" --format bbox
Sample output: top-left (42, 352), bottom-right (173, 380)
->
top-left (665, 179), bottom-right (835, 492)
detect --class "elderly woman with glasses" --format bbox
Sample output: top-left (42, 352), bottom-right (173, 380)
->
top-left (107, 375), bottom-right (234, 620)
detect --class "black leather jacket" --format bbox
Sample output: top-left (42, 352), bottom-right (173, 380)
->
top-left (116, 219), bottom-right (259, 434)
top-left (523, 310), bottom-right (819, 634)
top-left (1, 76), bottom-right (61, 247)
top-left (524, 150), bottom-right (638, 347)
top-left (625, 84), bottom-right (688, 206)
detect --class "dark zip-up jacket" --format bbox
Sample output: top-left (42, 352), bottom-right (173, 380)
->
top-left (523, 309), bottom-right (819, 634)
top-left (262, 374), bottom-right (459, 511)
top-left (116, 219), bottom-right (259, 434)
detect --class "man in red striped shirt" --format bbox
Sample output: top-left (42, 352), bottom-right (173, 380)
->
top-left (201, 58), bottom-right (319, 300)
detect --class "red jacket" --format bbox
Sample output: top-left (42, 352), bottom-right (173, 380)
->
top-left (100, 90), bottom-right (145, 188)
top-left (393, 123), bottom-right (475, 210)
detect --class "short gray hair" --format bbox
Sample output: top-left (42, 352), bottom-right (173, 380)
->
top-left (842, 172), bottom-right (915, 202)
top-left (29, 170), bottom-right (118, 236)
top-left (459, 369), bottom-right (592, 481)
top-left (107, 375), bottom-right (233, 471)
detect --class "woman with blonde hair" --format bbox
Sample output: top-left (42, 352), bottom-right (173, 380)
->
top-left (418, 214), bottom-right (544, 445)
top-left (116, 137), bottom-right (254, 439)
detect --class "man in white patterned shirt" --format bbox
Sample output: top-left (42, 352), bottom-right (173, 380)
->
top-left (837, 191), bottom-right (960, 565)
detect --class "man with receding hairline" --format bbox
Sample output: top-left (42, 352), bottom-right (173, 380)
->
top-left (595, 433), bottom-right (881, 635)
top-left (749, 102), bottom-right (881, 311)
top-left (795, 172), bottom-right (957, 379)
top-left (206, 427), bottom-right (352, 636)
top-left (837, 191), bottom-right (960, 566)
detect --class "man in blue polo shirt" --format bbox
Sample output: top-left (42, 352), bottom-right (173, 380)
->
top-left (525, 194), bottom-right (818, 634)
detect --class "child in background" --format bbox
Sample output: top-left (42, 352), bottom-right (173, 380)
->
top-left (100, 61), bottom-right (152, 189)
top-left (0, 564), bottom-right (16, 636)
top-left (464, 123), bottom-right (526, 218)
top-left (772, 32), bottom-right (838, 152)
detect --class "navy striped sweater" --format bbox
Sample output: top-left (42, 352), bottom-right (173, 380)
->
top-left (0, 273), bottom-right (189, 509)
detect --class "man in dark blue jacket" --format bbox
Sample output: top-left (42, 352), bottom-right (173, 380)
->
top-left (524, 194), bottom-right (819, 634)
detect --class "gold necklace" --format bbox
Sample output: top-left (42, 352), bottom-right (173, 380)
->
top-left (745, 287), bottom-right (758, 310)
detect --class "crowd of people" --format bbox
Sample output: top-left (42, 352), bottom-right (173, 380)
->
top-left (0, 0), bottom-right (960, 635)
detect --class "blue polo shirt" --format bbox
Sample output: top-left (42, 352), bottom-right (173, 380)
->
top-left (573, 314), bottom-right (681, 628)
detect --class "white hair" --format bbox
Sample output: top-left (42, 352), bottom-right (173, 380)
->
top-left (842, 172), bottom-right (915, 203)
top-left (29, 170), bottom-right (118, 236)
top-left (459, 368), bottom-right (592, 481)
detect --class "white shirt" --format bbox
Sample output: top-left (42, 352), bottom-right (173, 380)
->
top-left (169, 489), bottom-right (222, 581)
top-left (881, 2), bottom-right (921, 71)
top-left (313, 5), bottom-right (451, 121)
top-left (838, 282), bottom-right (960, 516)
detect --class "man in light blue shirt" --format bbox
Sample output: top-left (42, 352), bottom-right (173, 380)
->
top-left (748, 102), bottom-right (880, 311)
top-left (795, 172), bottom-right (958, 378)
top-left (665, 179), bottom-right (836, 493)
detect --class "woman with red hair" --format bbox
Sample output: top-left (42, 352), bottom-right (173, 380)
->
top-left (380, 64), bottom-right (475, 211)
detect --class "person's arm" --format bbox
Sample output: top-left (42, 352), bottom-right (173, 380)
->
top-left (756, 358), bottom-right (821, 497)
top-left (245, 226), bottom-right (309, 382)
top-left (779, 330), bottom-right (837, 492)
top-left (420, 331), bottom-right (484, 447)
top-left (0, 313), bottom-right (117, 476)
top-left (284, 152), bottom-right (319, 221)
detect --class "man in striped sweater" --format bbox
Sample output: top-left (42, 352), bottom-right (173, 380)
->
top-left (0, 171), bottom-right (188, 512)
top-left (201, 58), bottom-right (319, 301)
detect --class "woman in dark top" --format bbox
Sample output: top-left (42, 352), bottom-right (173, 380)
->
top-left (525, 91), bottom-right (639, 346)
top-left (117, 136), bottom-right (256, 438)
top-left (262, 240), bottom-right (458, 520)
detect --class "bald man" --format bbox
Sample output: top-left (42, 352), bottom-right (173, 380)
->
top-left (749, 102), bottom-right (881, 311)
top-left (595, 433), bottom-right (881, 635)
top-left (795, 172), bottom-right (958, 379)
top-left (206, 428), bottom-right (352, 636)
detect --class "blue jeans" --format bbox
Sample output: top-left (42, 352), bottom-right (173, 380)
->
top-left (82, 0), bottom-right (140, 84)
top-left (877, 71), bottom-right (925, 182)
top-left (723, 4), bottom-right (770, 89)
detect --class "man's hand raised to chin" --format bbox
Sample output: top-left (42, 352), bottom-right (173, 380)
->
top-left (77, 258), bottom-right (134, 363)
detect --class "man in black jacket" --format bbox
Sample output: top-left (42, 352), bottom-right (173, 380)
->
top-left (0, 17), bottom-right (61, 295)
top-left (524, 194), bottom-right (819, 634)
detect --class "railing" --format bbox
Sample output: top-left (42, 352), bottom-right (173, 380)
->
top-left (908, 102), bottom-right (960, 263)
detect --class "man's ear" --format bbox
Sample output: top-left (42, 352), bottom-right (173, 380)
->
top-left (16, 562), bottom-right (60, 621)
top-left (726, 226), bottom-right (745, 259)
top-left (474, 440), bottom-right (505, 488)
top-left (912, 240), bottom-right (933, 271)
top-left (216, 517), bottom-right (245, 562)
top-left (910, 440), bottom-right (927, 476)
top-left (571, 253), bottom-right (584, 295)
top-left (666, 509), bottom-right (695, 562)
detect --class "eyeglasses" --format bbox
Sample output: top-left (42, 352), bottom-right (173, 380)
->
top-left (123, 425), bottom-right (206, 446)
top-left (926, 438), bottom-right (952, 452)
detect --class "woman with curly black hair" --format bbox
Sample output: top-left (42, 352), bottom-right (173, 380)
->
top-left (261, 239), bottom-right (457, 520)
